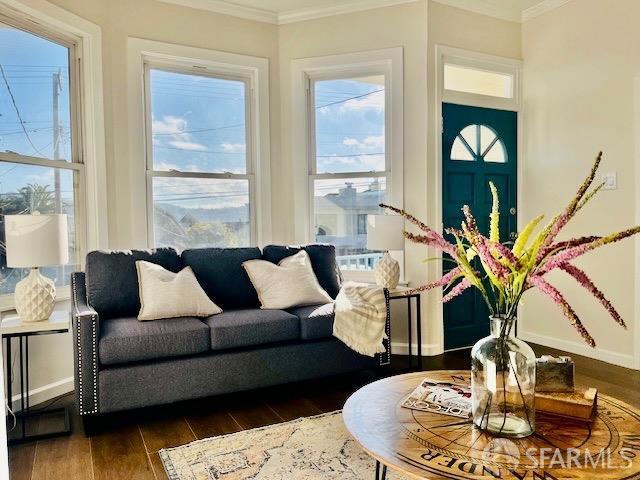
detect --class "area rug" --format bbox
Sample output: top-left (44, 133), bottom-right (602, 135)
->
top-left (159, 411), bottom-right (404, 479)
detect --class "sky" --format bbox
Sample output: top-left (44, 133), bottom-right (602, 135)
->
top-left (0, 21), bottom-right (386, 213)
top-left (0, 23), bottom-right (73, 201)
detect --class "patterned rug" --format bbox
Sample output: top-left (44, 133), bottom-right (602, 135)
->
top-left (160, 411), bottom-right (404, 479)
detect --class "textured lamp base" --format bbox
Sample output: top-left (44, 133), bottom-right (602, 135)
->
top-left (374, 252), bottom-right (400, 289)
top-left (14, 268), bottom-right (56, 323)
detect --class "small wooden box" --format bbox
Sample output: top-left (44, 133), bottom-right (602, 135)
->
top-left (535, 355), bottom-right (575, 393)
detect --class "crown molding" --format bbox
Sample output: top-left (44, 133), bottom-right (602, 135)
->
top-left (158, 0), bottom-right (419, 25)
top-left (522, 0), bottom-right (571, 22)
top-left (158, 0), bottom-right (570, 25)
top-left (158, 0), bottom-right (278, 24)
top-left (430, 0), bottom-right (521, 23)
top-left (278, 0), bottom-right (419, 24)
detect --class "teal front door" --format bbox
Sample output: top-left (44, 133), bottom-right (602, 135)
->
top-left (442, 103), bottom-right (517, 350)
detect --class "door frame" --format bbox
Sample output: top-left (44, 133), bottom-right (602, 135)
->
top-left (434, 45), bottom-right (523, 352)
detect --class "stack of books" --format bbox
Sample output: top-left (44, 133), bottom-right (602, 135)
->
top-left (535, 355), bottom-right (597, 421)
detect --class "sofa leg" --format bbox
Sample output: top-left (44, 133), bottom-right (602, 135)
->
top-left (82, 415), bottom-right (100, 437)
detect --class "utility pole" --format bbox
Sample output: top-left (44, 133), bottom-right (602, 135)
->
top-left (52, 68), bottom-right (62, 214)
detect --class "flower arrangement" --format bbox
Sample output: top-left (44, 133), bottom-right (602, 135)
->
top-left (381, 152), bottom-right (640, 347)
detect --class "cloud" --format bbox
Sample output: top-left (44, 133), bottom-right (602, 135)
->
top-left (152, 115), bottom-right (208, 151)
top-left (342, 138), bottom-right (359, 147)
top-left (341, 90), bottom-right (384, 113)
top-left (152, 115), bottom-right (187, 135)
top-left (153, 176), bottom-right (248, 209)
top-left (318, 153), bottom-right (385, 172)
top-left (341, 135), bottom-right (385, 150)
top-left (168, 140), bottom-right (207, 151)
top-left (221, 143), bottom-right (246, 153)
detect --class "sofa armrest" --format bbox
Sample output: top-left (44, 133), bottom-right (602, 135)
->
top-left (71, 272), bottom-right (100, 416)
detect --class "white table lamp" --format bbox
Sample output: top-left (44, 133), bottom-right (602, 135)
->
top-left (367, 214), bottom-right (404, 289)
top-left (5, 214), bottom-right (68, 323)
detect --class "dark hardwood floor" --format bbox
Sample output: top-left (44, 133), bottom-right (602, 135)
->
top-left (8, 345), bottom-right (640, 480)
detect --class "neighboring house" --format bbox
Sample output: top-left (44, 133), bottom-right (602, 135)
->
top-left (315, 179), bottom-right (384, 257)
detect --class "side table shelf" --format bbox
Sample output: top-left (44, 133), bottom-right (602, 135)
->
top-left (387, 287), bottom-right (422, 371)
top-left (2, 311), bottom-right (71, 445)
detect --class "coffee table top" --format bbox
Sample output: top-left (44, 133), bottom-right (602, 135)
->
top-left (342, 370), bottom-right (640, 479)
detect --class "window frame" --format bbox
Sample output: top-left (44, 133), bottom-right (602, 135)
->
top-left (0, 4), bottom-right (107, 309)
top-left (291, 48), bottom-right (404, 281)
top-left (307, 67), bottom-right (391, 246)
top-left (142, 62), bottom-right (256, 247)
top-left (127, 38), bottom-right (272, 249)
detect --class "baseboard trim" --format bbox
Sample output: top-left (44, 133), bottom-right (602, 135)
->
top-left (9, 376), bottom-right (74, 412)
top-left (519, 331), bottom-right (636, 369)
top-left (390, 341), bottom-right (441, 357)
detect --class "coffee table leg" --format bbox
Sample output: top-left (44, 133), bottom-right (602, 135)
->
top-left (374, 460), bottom-right (388, 479)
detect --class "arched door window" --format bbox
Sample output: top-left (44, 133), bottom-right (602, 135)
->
top-left (451, 124), bottom-right (507, 163)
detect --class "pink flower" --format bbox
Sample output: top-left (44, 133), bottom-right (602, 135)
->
top-left (380, 203), bottom-right (458, 258)
top-left (442, 279), bottom-right (472, 303)
top-left (559, 264), bottom-right (626, 328)
top-left (404, 267), bottom-right (461, 296)
top-left (539, 152), bottom-right (603, 252)
top-left (404, 231), bottom-right (458, 258)
top-left (540, 226), bottom-right (640, 274)
top-left (489, 240), bottom-right (521, 269)
top-left (528, 275), bottom-right (595, 347)
top-left (476, 236), bottom-right (509, 281)
top-left (538, 236), bottom-right (601, 260)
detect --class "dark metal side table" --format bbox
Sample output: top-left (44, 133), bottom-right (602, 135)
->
top-left (387, 287), bottom-right (422, 371)
top-left (2, 311), bottom-right (71, 444)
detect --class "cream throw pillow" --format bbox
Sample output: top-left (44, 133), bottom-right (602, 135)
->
top-left (243, 250), bottom-right (333, 309)
top-left (136, 260), bottom-right (222, 321)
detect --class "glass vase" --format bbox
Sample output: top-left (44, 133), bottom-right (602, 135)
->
top-left (471, 316), bottom-right (536, 438)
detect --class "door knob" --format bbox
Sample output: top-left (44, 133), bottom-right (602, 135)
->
top-left (510, 231), bottom-right (518, 240)
top-left (510, 207), bottom-right (517, 215)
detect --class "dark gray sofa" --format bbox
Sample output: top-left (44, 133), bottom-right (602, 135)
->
top-left (70, 245), bottom-right (376, 427)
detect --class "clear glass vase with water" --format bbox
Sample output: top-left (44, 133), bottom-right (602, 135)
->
top-left (471, 316), bottom-right (536, 438)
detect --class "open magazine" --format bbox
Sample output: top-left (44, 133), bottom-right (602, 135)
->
top-left (401, 378), bottom-right (472, 419)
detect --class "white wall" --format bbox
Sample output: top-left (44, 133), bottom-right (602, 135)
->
top-left (521, 0), bottom-right (639, 368)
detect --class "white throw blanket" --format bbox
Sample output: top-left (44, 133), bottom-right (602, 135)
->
top-left (332, 282), bottom-right (388, 357)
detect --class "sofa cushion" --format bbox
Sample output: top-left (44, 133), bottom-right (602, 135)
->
top-left (99, 316), bottom-right (210, 366)
top-left (204, 309), bottom-right (299, 351)
top-left (182, 247), bottom-right (261, 309)
top-left (262, 244), bottom-right (342, 298)
top-left (288, 303), bottom-right (335, 340)
top-left (86, 248), bottom-right (183, 319)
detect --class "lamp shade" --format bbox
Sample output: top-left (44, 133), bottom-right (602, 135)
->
top-left (367, 214), bottom-right (404, 251)
top-left (5, 214), bottom-right (69, 268)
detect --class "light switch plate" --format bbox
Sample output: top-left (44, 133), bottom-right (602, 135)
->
top-left (602, 172), bottom-right (617, 190)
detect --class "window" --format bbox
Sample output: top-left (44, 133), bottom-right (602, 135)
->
top-left (451, 124), bottom-right (506, 163)
top-left (0, 16), bottom-right (83, 297)
top-left (145, 66), bottom-right (253, 249)
top-left (444, 64), bottom-right (513, 99)
top-left (310, 74), bottom-right (389, 270)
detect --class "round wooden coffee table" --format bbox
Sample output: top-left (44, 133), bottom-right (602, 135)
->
top-left (342, 370), bottom-right (640, 479)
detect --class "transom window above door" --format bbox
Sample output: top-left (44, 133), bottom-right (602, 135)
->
top-left (450, 124), bottom-right (506, 163)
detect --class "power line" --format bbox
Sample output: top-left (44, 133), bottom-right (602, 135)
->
top-left (316, 152), bottom-right (384, 158)
top-left (153, 146), bottom-right (245, 155)
top-left (152, 124), bottom-right (244, 136)
top-left (316, 88), bottom-right (384, 109)
top-left (0, 63), bottom-right (47, 157)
